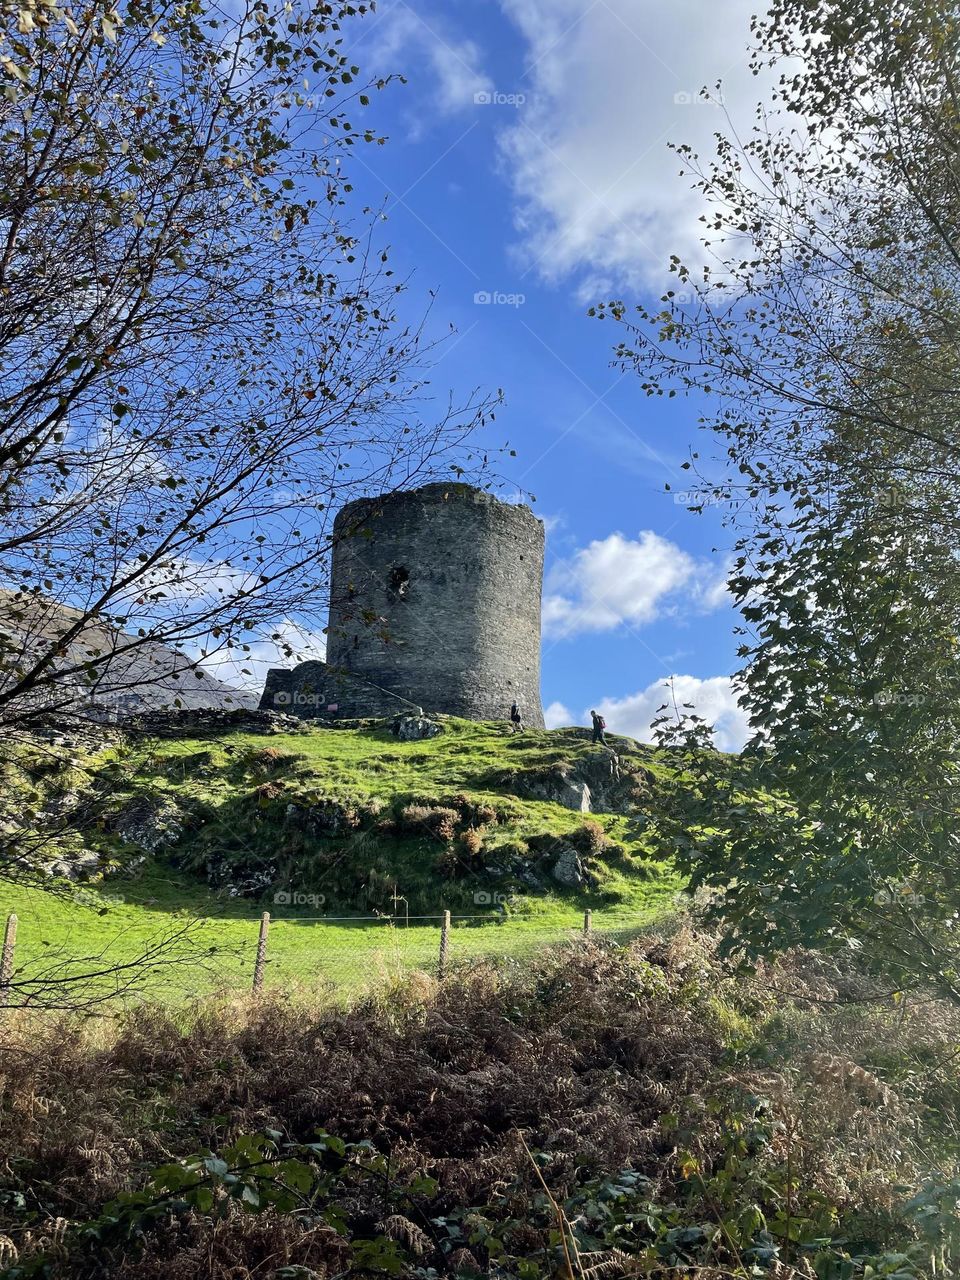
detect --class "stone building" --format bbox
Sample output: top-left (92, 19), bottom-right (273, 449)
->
top-left (260, 482), bottom-right (545, 727)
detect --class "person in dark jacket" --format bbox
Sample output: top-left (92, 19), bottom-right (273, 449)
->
top-left (590, 709), bottom-right (607, 744)
top-left (509, 702), bottom-right (524, 733)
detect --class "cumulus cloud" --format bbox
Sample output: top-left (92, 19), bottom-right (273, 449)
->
top-left (497, 0), bottom-right (761, 292)
top-left (543, 699), bottom-right (574, 728)
top-left (543, 530), bottom-right (728, 638)
top-left (594, 674), bottom-right (750, 752)
top-left (365, 2), bottom-right (493, 120)
top-left (195, 619), bottom-right (327, 691)
top-left (120, 556), bottom-right (260, 606)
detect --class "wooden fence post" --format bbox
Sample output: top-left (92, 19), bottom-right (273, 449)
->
top-left (252, 912), bottom-right (270, 992)
top-left (438, 910), bottom-right (450, 981)
top-left (583, 909), bottom-right (592, 937)
top-left (0, 914), bottom-right (17, 991)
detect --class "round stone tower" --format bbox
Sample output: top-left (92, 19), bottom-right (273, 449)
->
top-left (326, 483), bottom-right (545, 727)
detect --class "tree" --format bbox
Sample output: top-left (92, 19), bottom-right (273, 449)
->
top-left (602, 0), bottom-right (960, 999)
top-left (651, 491), bottom-right (960, 999)
top-left (0, 0), bottom-right (496, 728)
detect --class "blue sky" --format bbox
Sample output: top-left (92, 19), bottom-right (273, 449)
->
top-left (298, 0), bottom-right (769, 748)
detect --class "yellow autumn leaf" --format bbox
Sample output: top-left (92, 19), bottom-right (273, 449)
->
top-left (0, 55), bottom-right (29, 81)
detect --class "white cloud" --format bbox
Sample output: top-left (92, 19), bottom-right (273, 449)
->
top-left (122, 556), bottom-right (259, 606)
top-left (497, 0), bottom-right (761, 291)
top-left (543, 699), bottom-right (574, 728)
top-left (594, 674), bottom-right (749, 752)
top-left (366, 2), bottom-right (493, 120)
top-left (689, 554), bottom-right (733, 612)
top-left (195, 619), bottom-right (327, 692)
top-left (115, 557), bottom-right (271, 631)
top-left (543, 529), bottom-right (727, 638)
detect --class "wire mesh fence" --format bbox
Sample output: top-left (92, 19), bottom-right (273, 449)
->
top-left (0, 907), bottom-right (654, 1009)
top-left (255, 912), bottom-right (596, 996)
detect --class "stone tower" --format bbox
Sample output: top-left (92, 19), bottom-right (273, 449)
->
top-left (260, 482), bottom-right (545, 726)
top-left (328, 482), bottom-right (545, 727)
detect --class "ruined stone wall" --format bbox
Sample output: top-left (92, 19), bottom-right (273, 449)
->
top-left (325, 483), bottom-right (545, 727)
top-left (259, 661), bottom-right (422, 720)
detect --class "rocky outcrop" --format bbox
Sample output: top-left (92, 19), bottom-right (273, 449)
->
top-left (526, 771), bottom-right (592, 812)
top-left (110, 794), bottom-right (184, 853)
top-left (43, 847), bottom-right (102, 881)
top-left (391, 714), bottom-right (443, 741)
top-left (492, 747), bottom-right (639, 815)
top-left (550, 844), bottom-right (588, 888)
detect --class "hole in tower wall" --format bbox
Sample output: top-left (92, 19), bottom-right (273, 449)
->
top-left (389, 565), bottom-right (410, 598)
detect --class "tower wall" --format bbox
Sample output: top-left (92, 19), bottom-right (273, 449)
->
top-left (326, 483), bottom-right (545, 727)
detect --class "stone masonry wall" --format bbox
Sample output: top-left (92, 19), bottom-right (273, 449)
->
top-left (325, 483), bottom-right (545, 727)
top-left (259, 661), bottom-right (422, 720)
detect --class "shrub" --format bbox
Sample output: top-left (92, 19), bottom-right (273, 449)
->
top-left (459, 827), bottom-right (485, 860)
top-left (397, 804), bottom-right (459, 842)
top-left (433, 846), bottom-right (462, 879)
top-left (442, 794), bottom-right (499, 829)
top-left (247, 746), bottom-right (297, 772)
top-left (473, 802), bottom-right (499, 827)
top-left (251, 781), bottom-right (285, 805)
top-left (307, 799), bottom-right (361, 835)
top-left (526, 832), bottom-right (566, 859)
top-left (1, 928), bottom-right (950, 1279)
top-left (569, 820), bottom-right (613, 856)
top-left (437, 788), bottom-right (504, 829)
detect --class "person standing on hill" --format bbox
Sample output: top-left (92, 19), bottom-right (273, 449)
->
top-left (510, 702), bottom-right (524, 733)
top-left (591, 709), bottom-right (607, 745)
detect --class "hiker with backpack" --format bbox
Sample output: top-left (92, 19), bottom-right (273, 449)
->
top-left (591, 709), bottom-right (607, 745)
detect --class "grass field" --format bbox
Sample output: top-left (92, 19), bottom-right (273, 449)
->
top-left (1, 861), bottom-right (682, 1004)
top-left (2, 717), bottom-right (684, 1004)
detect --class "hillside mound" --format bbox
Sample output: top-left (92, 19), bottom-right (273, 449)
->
top-left (5, 716), bottom-right (683, 917)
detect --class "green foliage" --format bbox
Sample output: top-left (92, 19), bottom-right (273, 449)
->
top-left (648, 499), bottom-right (960, 999)
top-left (604, 0), bottom-right (960, 1002)
top-left (3, 1129), bottom-right (418, 1277)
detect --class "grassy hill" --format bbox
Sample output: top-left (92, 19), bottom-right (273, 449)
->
top-left (1, 716), bottom-right (685, 1001)
top-left (5, 720), bottom-right (959, 1280)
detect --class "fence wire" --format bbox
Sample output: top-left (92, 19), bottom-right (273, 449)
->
top-left (0, 907), bottom-right (651, 1009)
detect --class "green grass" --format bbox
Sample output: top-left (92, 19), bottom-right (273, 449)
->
top-left (2, 717), bottom-right (684, 1002)
top-left (1, 865), bottom-right (680, 1003)
top-left (115, 718), bottom-right (673, 905)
